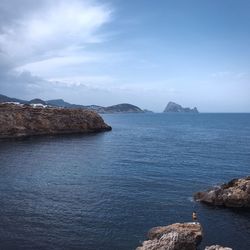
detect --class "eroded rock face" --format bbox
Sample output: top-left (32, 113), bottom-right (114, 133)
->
top-left (136, 222), bottom-right (203, 250)
top-left (194, 177), bottom-right (250, 208)
top-left (0, 104), bottom-right (111, 138)
top-left (204, 245), bottom-right (232, 250)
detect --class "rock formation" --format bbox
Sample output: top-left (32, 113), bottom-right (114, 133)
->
top-left (0, 103), bottom-right (111, 138)
top-left (204, 245), bottom-right (232, 250)
top-left (136, 222), bottom-right (203, 250)
top-left (194, 176), bottom-right (250, 208)
top-left (163, 102), bottom-right (198, 113)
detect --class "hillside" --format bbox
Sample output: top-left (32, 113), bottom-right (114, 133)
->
top-left (0, 94), bottom-right (144, 114)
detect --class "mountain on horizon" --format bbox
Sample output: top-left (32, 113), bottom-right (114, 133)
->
top-left (0, 94), bottom-right (144, 114)
top-left (163, 101), bottom-right (199, 113)
top-left (0, 94), bottom-right (27, 104)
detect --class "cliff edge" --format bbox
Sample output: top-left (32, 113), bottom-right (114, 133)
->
top-left (0, 103), bottom-right (111, 138)
top-left (136, 222), bottom-right (203, 250)
top-left (136, 222), bottom-right (232, 250)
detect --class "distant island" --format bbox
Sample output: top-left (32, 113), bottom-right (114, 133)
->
top-left (0, 94), bottom-right (144, 114)
top-left (163, 101), bottom-right (199, 113)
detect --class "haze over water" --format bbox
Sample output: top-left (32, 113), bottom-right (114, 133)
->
top-left (0, 113), bottom-right (250, 250)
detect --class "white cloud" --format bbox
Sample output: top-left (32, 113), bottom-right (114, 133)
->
top-left (211, 71), bottom-right (249, 80)
top-left (211, 71), bottom-right (231, 78)
top-left (0, 0), bottom-right (114, 100)
top-left (17, 54), bottom-right (104, 76)
top-left (0, 0), bottom-right (112, 66)
top-left (49, 75), bottom-right (116, 87)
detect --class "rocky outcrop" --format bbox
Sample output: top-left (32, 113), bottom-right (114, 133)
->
top-left (204, 245), bottom-right (232, 250)
top-left (0, 103), bottom-right (111, 138)
top-left (163, 102), bottom-right (198, 113)
top-left (136, 222), bottom-right (203, 250)
top-left (194, 176), bottom-right (250, 208)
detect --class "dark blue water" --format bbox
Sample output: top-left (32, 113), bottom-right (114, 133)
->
top-left (0, 113), bottom-right (250, 250)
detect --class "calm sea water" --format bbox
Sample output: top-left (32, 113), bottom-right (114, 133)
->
top-left (0, 113), bottom-right (250, 250)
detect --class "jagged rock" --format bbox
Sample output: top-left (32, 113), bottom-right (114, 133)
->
top-left (0, 103), bottom-right (111, 138)
top-left (194, 176), bottom-right (250, 207)
top-left (204, 245), bottom-right (232, 250)
top-left (163, 102), bottom-right (198, 113)
top-left (136, 222), bottom-right (203, 250)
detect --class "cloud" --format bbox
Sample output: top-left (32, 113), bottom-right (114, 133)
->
top-left (16, 54), bottom-right (105, 77)
top-left (0, 0), bottom-right (113, 99)
top-left (0, 70), bottom-right (48, 97)
top-left (0, 69), bottom-right (113, 103)
top-left (211, 71), bottom-right (249, 80)
top-left (211, 71), bottom-right (231, 78)
top-left (50, 75), bottom-right (116, 87)
top-left (0, 0), bottom-right (111, 66)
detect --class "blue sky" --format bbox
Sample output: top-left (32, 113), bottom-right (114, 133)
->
top-left (0, 0), bottom-right (249, 112)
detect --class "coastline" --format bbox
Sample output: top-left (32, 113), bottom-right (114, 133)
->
top-left (0, 103), bottom-right (112, 139)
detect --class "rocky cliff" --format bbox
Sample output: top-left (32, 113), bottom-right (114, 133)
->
top-left (164, 102), bottom-right (198, 113)
top-left (194, 176), bottom-right (250, 207)
top-left (136, 222), bottom-right (203, 250)
top-left (136, 222), bottom-right (233, 250)
top-left (0, 103), bottom-right (111, 138)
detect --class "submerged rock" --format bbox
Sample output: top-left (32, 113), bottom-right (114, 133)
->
top-left (205, 245), bottom-right (232, 250)
top-left (0, 103), bottom-right (111, 138)
top-left (136, 222), bottom-right (203, 250)
top-left (194, 176), bottom-right (250, 208)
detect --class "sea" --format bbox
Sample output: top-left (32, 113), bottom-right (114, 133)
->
top-left (0, 113), bottom-right (249, 250)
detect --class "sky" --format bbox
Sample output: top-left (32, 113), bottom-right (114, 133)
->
top-left (0, 0), bottom-right (249, 112)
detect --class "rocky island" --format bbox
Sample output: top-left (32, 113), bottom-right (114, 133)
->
top-left (194, 176), bottom-right (250, 208)
top-left (163, 102), bottom-right (199, 113)
top-left (0, 103), bottom-right (111, 138)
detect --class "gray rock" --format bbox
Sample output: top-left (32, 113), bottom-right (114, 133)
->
top-left (194, 176), bottom-right (250, 208)
top-left (204, 245), bottom-right (232, 250)
top-left (136, 222), bottom-right (203, 250)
